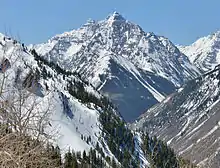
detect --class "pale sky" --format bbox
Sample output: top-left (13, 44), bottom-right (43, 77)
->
top-left (1, 0), bottom-right (220, 45)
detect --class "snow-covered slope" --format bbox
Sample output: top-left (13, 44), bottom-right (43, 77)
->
top-left (131, 67), bottom-right (220, 168)
top-left (32, 12), bottom-right (200, 121)
top-left (0, 33), bottom-right (149, 168)
top-left (0, 33), bottom-right (103, 153)
top-left (178, 31), bottom-right (220, 72)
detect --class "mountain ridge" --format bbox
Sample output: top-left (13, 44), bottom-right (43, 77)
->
top-left (131, 64), bottom-right (220, 168)
top-left (178, 30), bottom-right (220, 72)
top-left (31, 12), bottom-right (200, 121)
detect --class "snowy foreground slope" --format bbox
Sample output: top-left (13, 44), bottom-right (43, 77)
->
top-left (132, 67), bottom-right (220, 168)
top-left (32, 12), bottom-right (200, 121)
top-left (0, 33), bottom-right (149, 167)
top-left (178, 31), bottom-right (220, 72)
top-left (0, 32), bottom-right (99, 152)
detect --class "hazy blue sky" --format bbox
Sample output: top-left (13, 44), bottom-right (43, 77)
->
top-left (0, 0), bottom-right (220, 45)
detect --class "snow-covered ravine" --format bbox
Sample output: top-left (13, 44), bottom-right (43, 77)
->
top-left (134, 133), bottom-right (150, 168)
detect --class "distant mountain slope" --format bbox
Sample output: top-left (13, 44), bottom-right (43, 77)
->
top-left (132, 67), bottom-right (220, 168)
top-left (178, 31), bottom-right (220, 72)
top-left (32, 12), bottom-right (200, 121)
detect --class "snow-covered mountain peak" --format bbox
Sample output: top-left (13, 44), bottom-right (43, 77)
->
top-left (200, 30), bottom-right (220, 46)
top-left (0, 33), bottom-right (10, 42)
top-left (211, 30), bottom-right (220, 38)
top-left (179, 30), bottom-right (220, 71)
top-left (32, 13), bottom-right (200, 121)
top-left (50, 12), bottom-right (128, 42)
top-left (84, 18), bottom-right (96, 25)
top-left (106, 11), bottom-right (126, 22)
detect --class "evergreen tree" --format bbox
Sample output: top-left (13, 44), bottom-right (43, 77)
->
top-left (64, 149), bottom-right (73, 168)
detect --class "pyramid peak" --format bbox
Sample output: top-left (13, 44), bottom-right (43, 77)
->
top-left (106, 11), bottom-right (126, 22)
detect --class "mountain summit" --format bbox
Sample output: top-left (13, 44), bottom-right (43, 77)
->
top-left (179, 30), bottom-right (220, 72)
top-left (33, 12), bottom-right (200, 121)
top-left (106, 11), bottom-right (126, 22)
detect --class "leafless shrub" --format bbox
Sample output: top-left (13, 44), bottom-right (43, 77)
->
top-left (0, 35), bottom-right (61, 168)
